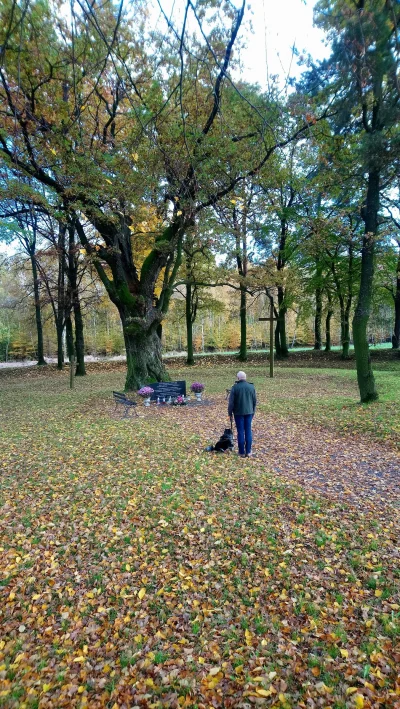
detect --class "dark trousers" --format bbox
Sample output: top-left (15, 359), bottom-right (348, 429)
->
top-left (234, 414), bottom-right (253, 455)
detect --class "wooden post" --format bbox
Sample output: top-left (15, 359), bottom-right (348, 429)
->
top-left (70, 355), bottom-right (75, 389)
top-left (259, 303), bottom-right (277, 379)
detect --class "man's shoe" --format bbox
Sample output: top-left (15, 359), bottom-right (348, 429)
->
top-left (245, 452), bottom-right (255, 458)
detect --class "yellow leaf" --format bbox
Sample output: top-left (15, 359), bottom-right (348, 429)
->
top-left (0, 641), bottom-right (5, 650)
top-left (125, 564), bottom-right (131, 571)
top-left (78, 686), bottom-right (85, 693)
top-left (347, 687), bottom-right (358, 695)
top-left (230, 199), bottom-right (236, 204)
top-left (374, 589), bottom-right (382, 597)
top-left (209, 666), bottom-right (221, 676)
top-left (134, 634), bottom-right (142, 643)
top-left (42, 684), bottom-right (52, 692)
top-left (132, 153), bottom-right (138, 160)
top-left (311, 666), bottom-right (320, 676)
top-left (340, 649), bottom-right (349, 658)
top-left (105, 178), bottom-right (112, 184)
top-left (354, 695), bottom-right (364, 708)
top-left (8, 592), bottom-right (15, 600)
top-left (50, 148), bottom-right (57, 156)
top-left (73, 656), bottom-right (85, 663)
top-left (176, 210), bottom-right (182, 216)
top-left (279, 693), bottom-right (287, 702)
top-left (256, 688), bottom-right (271, 697)
top-left (138, 587), bottom-right (146, 600)
top-left (198, 656), bottom-right (205, 664)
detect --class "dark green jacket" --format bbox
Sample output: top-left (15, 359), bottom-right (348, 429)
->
top-left (228, 380), bottom-right (256, 417)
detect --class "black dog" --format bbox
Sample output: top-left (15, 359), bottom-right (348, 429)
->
top-left (205, 427), bottom-right (234, 453)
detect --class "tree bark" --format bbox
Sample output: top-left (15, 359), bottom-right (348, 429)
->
top-left (392, 250), bottom-right (400, 348)
top-left (30, 254), bottom-right (46, 365)
top-left (65, 311), bottom-right (74, 361)
top-left (325, 307), bottom-right (333, 352)
top-left (56, 228), bottom-right (66, 370)
top-left (352, 169), bottom-right (379, 402)
top-left (277, 286), bottom-right (288, 358)
top-left (314, 286), bottom-right (323, 350)
top-left (67, 225), bottom-right (86, 376)
top-left (239, 284), bottom-right (247, 361)
top-left (186, 280), bottom-right (194, 365)
top-left (123, 320), bottom-right (169, 391)
top-left (342, 306), bottom-right (351, 359)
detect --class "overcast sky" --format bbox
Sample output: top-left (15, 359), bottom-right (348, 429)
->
top-left (239, 0), bottom-right (330, 89)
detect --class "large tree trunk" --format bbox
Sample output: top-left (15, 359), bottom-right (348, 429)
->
top-left (352, 169), bottom-right (379, 402)
top-left (75, 217), bottom-right (184, 391)
top-left (186, 280), bottom-right (194, 366)
top-left (30, 255), bottom-right (46, 366)
top-left (123, 320), bottom-right (169, 391)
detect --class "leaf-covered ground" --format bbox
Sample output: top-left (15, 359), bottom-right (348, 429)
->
top-left (0, 365), bottom-right (399, 708)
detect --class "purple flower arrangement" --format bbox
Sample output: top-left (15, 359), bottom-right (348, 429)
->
top-left (190, 382), bottom-right (205, 393)
top-left (137, 386), bottom-right (154, 398)
top-left (172, 395), bottom-right (186, 406)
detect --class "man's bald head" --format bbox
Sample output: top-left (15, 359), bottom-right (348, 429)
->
top-left (236, 371), bottom-right (247, 381)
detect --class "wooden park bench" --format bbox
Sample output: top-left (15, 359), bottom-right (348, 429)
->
top-left (112, 391), bottom-right (138, 418)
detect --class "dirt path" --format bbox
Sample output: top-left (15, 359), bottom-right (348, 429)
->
top-left (180, 397), bottom-right (400, 513)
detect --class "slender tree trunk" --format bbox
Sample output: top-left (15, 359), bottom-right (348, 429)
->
top-left (325, 307), bottom-right (333, 351)
top-left (73, 300), bottom-right (86, 376)
top-left (314, 286), bottom-right (323, 350)
top-left (186, 280), bottom-right (194, 365)
top-left (239, 284), bottom-right (247, 361)
top-left (30, 255), bottom-right (46, 365)
top-left (352, 169), bottom-right (379, 402)
top-left (342, 305), bottom-right (351, 359)
top-left (65, 312), bottom-right (74, 361)
top-left (56, 233), bottom-right (65, 370)
top-left (67, 225), bottom-right (86, 376)
top-left (275, 320), bottom-right (281, 357)
top-left (277, 286), bottom-right (288, 357)
top-left (392, 252), bottom-right (400, 349)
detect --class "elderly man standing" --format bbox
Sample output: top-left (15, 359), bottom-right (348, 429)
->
top-left (228, 371), bottom-right (257, 458)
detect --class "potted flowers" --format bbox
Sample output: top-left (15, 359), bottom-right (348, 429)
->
top-left (190, 382), bottom-right (205, 401)
top-left (172, 395), bottom-right (186, 406)
top-left (137, 386), bottom-right (154, 406)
